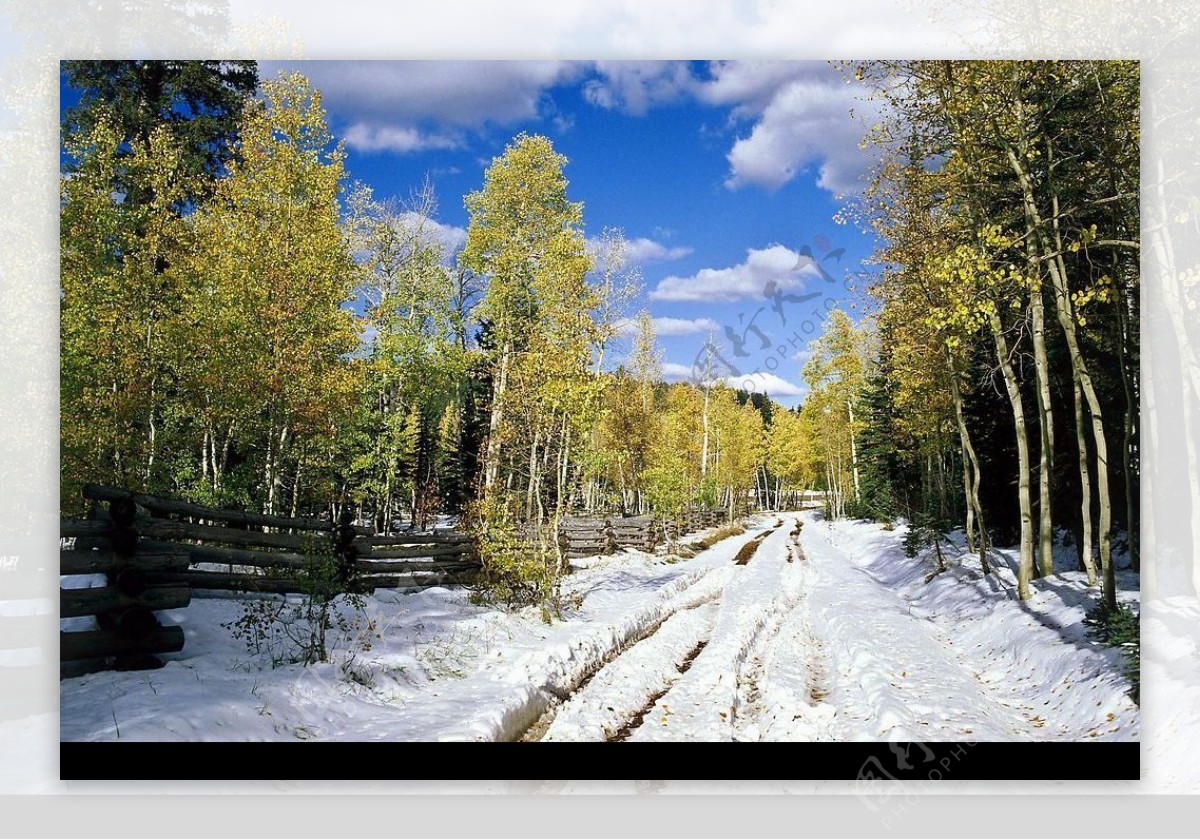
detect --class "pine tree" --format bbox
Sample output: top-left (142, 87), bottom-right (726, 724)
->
top-left (62, 60), bottom-right (258, 204)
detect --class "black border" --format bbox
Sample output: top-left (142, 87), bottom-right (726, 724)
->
top-left (61, 741), bottom-right (1139, 781)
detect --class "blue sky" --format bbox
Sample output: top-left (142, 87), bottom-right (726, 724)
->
top-left (63, 60), bottom-right (881, 406)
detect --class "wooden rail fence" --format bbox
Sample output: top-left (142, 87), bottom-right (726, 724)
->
top-left (60, 484), bottom-right (736, 672)
top-left (553, 509), bottom-right (726, 558)
top-left (60, 485), bottom-right (479, 672)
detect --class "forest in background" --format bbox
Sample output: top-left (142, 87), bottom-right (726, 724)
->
top-left (59, 60), bottom-right (1139, 610)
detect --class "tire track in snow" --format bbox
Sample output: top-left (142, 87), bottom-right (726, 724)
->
top-left (731, 526), bottom-right (825, 741)
top-left (525, 600), bottom-right (721, 742)
top-left (625, 517), bottom-right (805, 742)
top-left (786, 536), bottom-right (833, 705)
top-left (796, 513), bottom-right (1043, 741)
top-left (509, 570), bottom-right (730, 743)
top-left (752, 540), bottom-right (842, 740)
top-left (537, 524), bottom-right (784, 742)
top-left (505, 523), bottom-right (771, 742)
top-left (608, 636), bottom-right (710, 742)
top-left (732, 522), bottom-right (777, 565)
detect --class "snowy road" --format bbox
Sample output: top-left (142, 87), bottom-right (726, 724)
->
top-left (60, 511), bottom-right (1138, 743)
top-left (533, 513), bottom-right (831, 742)
top-left (532, 511), bottom-right (1139, 742)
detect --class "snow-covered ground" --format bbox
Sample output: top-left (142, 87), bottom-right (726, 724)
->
top-left (59, 511), bottom-right (1139, 743)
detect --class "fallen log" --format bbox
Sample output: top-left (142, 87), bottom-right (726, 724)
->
top-left (354, 559), bottom-right (480, 574)
top-left (139, 539), bottom-right (312, 571)
top-left (60, 626), bottom-right (184, 661)
top-left (60, 550), bottom-right (190, 576)
top-left (83, 484), bottom-right (332, 532)
top-left (60, 585), bottom-right (191, 618)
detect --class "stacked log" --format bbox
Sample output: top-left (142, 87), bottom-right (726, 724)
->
top-left (61, 485), bottom-right (484, 674)
top-left (557, 517), bottom-right (615, 558)
top-left (60, 497), bottom-right (189, 672)
top-left (609, 515), bottom-right (661, 551)
top-left (352, 531), bottom-right (478, 590)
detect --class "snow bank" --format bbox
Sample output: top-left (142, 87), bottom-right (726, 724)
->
top-left (59, 511), bottom-right (1137, 747)
top-left (799, 513), bottom-right (1139, 742)
top-left (60, 520), bottom-right (770, 743)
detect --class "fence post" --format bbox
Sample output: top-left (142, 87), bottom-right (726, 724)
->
top-left (333, 507), bottom-right (358, 587)
top-left (602, 518), bottom-right (616, 555)
top-left (106, 498), bottom-right (167, 671)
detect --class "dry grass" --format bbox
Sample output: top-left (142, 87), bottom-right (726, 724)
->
top-left (692, 524), bottom-right (745, 550)
top-left (732, 531), bottom-right (772, 566)
top-left (664, 522), bottom-right (746, 561)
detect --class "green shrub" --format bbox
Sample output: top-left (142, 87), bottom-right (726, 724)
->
top-left (1084, 602), bottom-right (1140, 705)
top-left (468, 494), bottom-right (564, 620)
top-left (222, 532), bottom-right (364, 667)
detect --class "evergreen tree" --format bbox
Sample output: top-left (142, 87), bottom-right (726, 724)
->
top-left (62, 60), bottom-right (258, 203)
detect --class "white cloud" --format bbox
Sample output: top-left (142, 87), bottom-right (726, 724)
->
top-left (662, 361), bottom-right (696, 382)
top-left (264, 60), bottom-right (582, 128)
top-left (263, 60), bottom-right (585, 156)
top-left (586, 235), bottom-right (687, 264)
top-left (586, 234), bottom-right (692, 273)
top-left (616, 316), bottom-right (720, 337)
top-left (649, 244), bottom-right (816, 303)
top-left (262, 60), bottom-right (875, 194)
top-left (267, 60), bottom-right (692, 150)
top-left (343, 124), bottom-right (460, 154)
top-left (696, 61), bottom-right (879, 195)
top-left (720, 371), bottom-right (807, 398)
top-left (697, 60), bottom-right (812, 113)
top-left (661, 362), bottom-right (806, 398)
top-left (397, 212), bottom-right (468, 255)
top-left (625, 237), bottom-right (692, 265)
top-left (654, 316), bottom-right (721, 336)
top-left (241, 6), bottom-right (942, 69)
top-left (582, 61), bottom-right (696, 115)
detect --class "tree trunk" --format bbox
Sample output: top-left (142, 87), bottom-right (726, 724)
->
top-left (958, 441), bottom-right (975, 551)
top-left (989, 308), bottom-right (1035, 600)
top-left (1116, 285), bottom-right (1139, 571)
top-left (1073, 376), bottom-right (1099, 586)
top-left (263, 430), bottom-right (274, 517)
top-left (1047, 232), bottom-right (1117, 609)
top-left (1006, 142), bottom-right (1116, 609)
top-left (947, 358), bottom-right (990, 574)
top-left (525, 427), bottom-right (541, 523)
top-left (558, 419), bottom-right (571, 515)
top-left (264, 424), bottom-right (289, 518)
top-left (143, 320), bottom-right (157, 491)
top-left (201, 428), bottom-right (210, 489)
top-left (1030, 275), bottom-right (1055, 579)
top-left (847, 399), bottom-right (861, 503)
top-left (290, 456), bottom-right (303, 521)
top-left (146, 401), bottom-right (156, 492)
top-left (825, 464), bottom-right (833, 518)
top-left (482, 343), bottom-right (511, 499)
